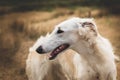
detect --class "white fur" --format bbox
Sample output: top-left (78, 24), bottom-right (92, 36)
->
top-left (26, 35), bottom-right (79, 80)
top-left (26, 17), bottom-right (117, 80)
top-left (26, 47), bottom-right (80, 80)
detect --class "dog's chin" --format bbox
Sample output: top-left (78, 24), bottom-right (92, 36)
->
top-left (49, 43), bottom-right (70, 60)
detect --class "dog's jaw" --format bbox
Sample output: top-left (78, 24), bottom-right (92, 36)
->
top-left (49, 43), bottom-right (70, 60)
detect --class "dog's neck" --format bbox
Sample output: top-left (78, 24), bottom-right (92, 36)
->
top-left (72, 36), bottom-right (115, 64)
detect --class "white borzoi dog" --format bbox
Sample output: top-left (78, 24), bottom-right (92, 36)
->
top-left (26, 17), bottom-right (117, 80)
top-left (26, 43), bottom-right (79, 80)
top-left (26, 34), bottom-right (81, 80)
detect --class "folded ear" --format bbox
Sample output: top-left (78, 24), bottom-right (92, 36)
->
top-left (78, 21), bottom-right (98, 40)
top-left (82, 22), bottom-right (97, 33)
top-left (82, 22), bottom-right (94, 27)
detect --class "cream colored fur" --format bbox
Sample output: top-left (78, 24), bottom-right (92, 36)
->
top-left (26, 17), bottom-right (117, 80)
top-left (26, 49), bottom-right (80, 80)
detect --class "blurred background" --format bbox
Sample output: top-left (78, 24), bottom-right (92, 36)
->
top-left (0, 0), bottom-right (120, 80)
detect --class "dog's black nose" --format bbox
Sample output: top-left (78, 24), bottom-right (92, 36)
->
top-left (36, 46), bottom-right (43, 53)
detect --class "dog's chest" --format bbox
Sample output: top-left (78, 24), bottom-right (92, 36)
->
top-left (82, 68), bottom-right (101, 80)
top-left (80, 64), bottom-right (111, 80)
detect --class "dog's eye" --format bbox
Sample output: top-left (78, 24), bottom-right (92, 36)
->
top-left (57, 29), bottom-right (64, 34)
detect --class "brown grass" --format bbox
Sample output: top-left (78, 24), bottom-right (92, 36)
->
top-left (0, 7), bottom-right (120, 80)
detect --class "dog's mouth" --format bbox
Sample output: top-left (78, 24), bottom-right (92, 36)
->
top-left (49, 43), bottom-right (70, 60)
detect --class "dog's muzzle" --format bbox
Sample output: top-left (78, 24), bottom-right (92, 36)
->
top-left (36, 44), bottom-right (70, 60)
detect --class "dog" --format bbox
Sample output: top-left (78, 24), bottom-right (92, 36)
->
top-left (35, 17), bottom-right (117, 80)
top-left (26, 33), bottom-right (82, 80)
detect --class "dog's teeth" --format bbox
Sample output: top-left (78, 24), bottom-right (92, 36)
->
top-left (57, 49), bottom-right (59, 52)
top-left (60, 45), bottom-right (64, 49)
top-left (59, 46), bottom-right (62, 49)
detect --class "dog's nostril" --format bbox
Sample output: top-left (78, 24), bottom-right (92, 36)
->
top-left (36, 46), bottom-right (43, 53)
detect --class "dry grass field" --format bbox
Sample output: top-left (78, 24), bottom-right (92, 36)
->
top-left (0, 5), bottom-right (120, 80)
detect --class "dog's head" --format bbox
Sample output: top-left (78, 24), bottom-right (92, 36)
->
top-left (35, 17), bottom-right (98, 60)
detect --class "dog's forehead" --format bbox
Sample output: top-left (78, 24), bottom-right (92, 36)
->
top-left (55, 18), bottom-right (80, 30)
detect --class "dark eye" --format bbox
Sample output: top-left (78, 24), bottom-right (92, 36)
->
top-left (57, 29), bottom-right (64, 34)
top-left (57, 27), bottom-right (64, 34)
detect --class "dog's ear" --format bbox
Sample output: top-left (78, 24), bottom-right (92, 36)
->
top-left (78, 21), bottom-right (98, 40)
top-left (82, 22), bottom-right (94, 28)
top-left (81, 22), bottom-right (97, 33)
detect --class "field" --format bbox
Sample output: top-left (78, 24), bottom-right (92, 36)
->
top-left (0, 1), bottom-right (120, 80)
